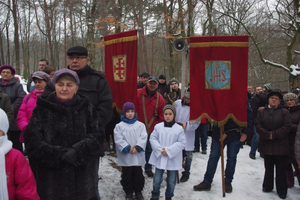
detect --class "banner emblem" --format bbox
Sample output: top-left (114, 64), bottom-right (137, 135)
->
top-left (113, 55), bottom-right (127, 82)
top-left (205, 61), bottom-right (231, 90)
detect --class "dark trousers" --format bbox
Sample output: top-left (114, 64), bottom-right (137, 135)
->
top-left (121, 166), bottom-right (145, 194)
top-left (263, 155), bottom-right (288, 195)
top-left (8, 130), bottom-right (23, 152)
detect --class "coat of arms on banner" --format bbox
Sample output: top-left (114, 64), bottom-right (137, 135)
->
top-left (205, 61), bottom-right (231, 90)
top-left (113, 55), bottom-right (127, 82)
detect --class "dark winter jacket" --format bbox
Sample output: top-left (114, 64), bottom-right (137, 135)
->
top-left (0, 77), bottom-right (26, 130)
top-left (285, 104), bottom-right (300, 160)
top-left (255, 105), bottom-right (291, 156)
top-left (24, 92), bottom-right (104, 200)
top-left (157, 82), bottom-right (168, 97)
top-left (0, 89), bottom-right (14, 125)
top-left (250, 93), bottom-right (265, 120)
top-left (164, 87), bottom-right (181, 105)
top-left (212, 101), bottom-right (252, 143)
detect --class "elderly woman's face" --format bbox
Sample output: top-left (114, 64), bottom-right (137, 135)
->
top-left (55, 76), bottom-right (78, 102)
top-left (0, 69), bottom-right (14, 81)
top-left (269, 95), bottom-right (281, 108)
top-left (285, 98), bottom-right (296, 107)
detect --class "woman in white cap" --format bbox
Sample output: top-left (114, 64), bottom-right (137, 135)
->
top-left (24, 68), bottom-right (105, 200)
top-left (0, 108), bottom-right (39, 200)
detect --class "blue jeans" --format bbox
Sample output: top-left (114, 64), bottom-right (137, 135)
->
top-left (151, 168), bottom-right (177, 199)
top-left (194, 123), bottom-right (207, 151)
top-left (204, 138), bottom-right (240, 184)
top-left (145, 137), bottom-right (152, 171)
top-left (249, 126), bottom-right (259, 156)
top-left (182, 151), bottom-right (193, 176)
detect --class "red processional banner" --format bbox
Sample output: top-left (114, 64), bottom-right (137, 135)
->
top-left (104, 30), bottom-right (138, 113)
top-left (189, 35), bottom-right (249, 127)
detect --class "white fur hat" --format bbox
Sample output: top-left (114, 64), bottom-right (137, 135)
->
top-left (0, 109), bottom-right (9, 134)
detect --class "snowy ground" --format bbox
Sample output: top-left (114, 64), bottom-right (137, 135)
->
top-left (98, 137), bottom-right (299, 200)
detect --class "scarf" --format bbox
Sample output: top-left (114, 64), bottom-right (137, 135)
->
top-left (56, 95), bottom-right (76, 107)
top-left (164, 120), bottom-right (175, 127)
top-left (0, 135), bottom-right (13, 200)
top-left (1, 80), bottom-right (8, 85)
top-left (121, 114), bottom-right (138, 124)
top-left (34, 89), bottom-right (44, 97)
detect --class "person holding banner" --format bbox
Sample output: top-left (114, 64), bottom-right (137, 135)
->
top-left (255, 89), bottom-right (291, 199)
top-left (174, 90), bottom-right (200, 182)
top-left (193, 102), bottom-right (252, 193)
top-left (136, 76), bottom-right (165, 177)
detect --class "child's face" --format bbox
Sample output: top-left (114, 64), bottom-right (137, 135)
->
top-left (164, 109), bottom-right (174, 122)
top-left (0, 130), bottom-right (4, 136)
top-left (125, 110), bottom-right (135, 120)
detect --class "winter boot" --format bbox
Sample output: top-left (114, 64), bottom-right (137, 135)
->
top-left (286, 169), bottom-right (294, 188)
top-left (125, 193), bottom-right (133, 200)
top-left (225, 182), bottom-right (232, 193)
top-left (180, 174), bottom-right (189, 182)
top-left (135, 192), bottom-right (144, 200)
top-left (193, 181), bottom-right (211, 191)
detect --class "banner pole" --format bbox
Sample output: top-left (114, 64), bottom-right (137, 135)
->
top-left (220, 125), bottom-right (225, 197)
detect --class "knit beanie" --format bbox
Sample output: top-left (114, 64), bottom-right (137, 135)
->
top-left (159, 74), bottom-right (166, 80)
top-left (169, 78), bottom-right (179, 85)
top-left (163, 104), bottom-right (176, 117)
top-left (123, 102), bottom-right (135, 115)
top-left (0, 109), bottom-right (8, 135)
top-left (184, 91), bottom-right (190, 98)
top-left (283, 92), bottom-right (298, 102)
top-left (263, 83), bottom-right (272, 90)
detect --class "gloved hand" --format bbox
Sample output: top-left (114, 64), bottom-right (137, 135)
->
top-left (62, 148), bottom-right (78, 165)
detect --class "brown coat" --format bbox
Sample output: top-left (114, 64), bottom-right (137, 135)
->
top-left (255, 105), bottom-right (291, 156)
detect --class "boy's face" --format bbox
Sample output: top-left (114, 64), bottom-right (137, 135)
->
top-left (164, 109), bottom-right (174, 122)
top-left (125, 110), bottom-right (135, 120)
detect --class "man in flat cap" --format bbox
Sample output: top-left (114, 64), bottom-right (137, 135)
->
top-left (67, 46), bottom-right (113, 127)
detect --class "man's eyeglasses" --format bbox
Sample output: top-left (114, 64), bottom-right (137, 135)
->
top-left (68, 56), bottom-right (87, 60)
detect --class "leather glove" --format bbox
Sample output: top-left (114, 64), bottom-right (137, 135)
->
top-left (62, 148), bottom-right (78, 164)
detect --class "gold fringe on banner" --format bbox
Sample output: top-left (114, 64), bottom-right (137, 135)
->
top-left (191, 113), bottom-right (247, 128)
top-left (190, 42), bottom-right (249, 48)
top-left (112, 102), bottom-right (123, 114)
top-left (105, 36), bottom-right (138, 46)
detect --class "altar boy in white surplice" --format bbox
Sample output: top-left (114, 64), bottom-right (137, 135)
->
top-left (149, 105), bottom-right (186, 200)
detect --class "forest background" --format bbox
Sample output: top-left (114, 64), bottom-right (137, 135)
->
top-left (0, 0), bottom-right (299, 91)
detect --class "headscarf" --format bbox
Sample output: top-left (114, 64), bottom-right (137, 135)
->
top-left (0, 108), bottom-right (12, 200)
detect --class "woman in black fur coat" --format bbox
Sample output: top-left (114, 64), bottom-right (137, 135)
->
top-left (24, 68), bottom-right (104, 200)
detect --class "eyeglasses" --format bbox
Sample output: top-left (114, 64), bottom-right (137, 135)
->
top-left (1, 71), bottom-right (11, 74)
top-left (68, 56), bottom-right (87, 60)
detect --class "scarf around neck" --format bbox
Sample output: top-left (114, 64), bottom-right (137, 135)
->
top-left (121, 114), bottom-right (138, 124)
top-left (0, 134), bottom-right (13, 200)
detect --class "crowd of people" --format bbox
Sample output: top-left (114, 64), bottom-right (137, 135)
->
top-left (0, 45), bottom-right (300, 200)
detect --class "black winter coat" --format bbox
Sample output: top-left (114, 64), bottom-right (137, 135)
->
top-left (255, 105), bottom-right (292, 156)
top-left (24, 92), bottom-right (104, 200)
top-left (0, 77), bottom-right (26, 130)
top-left (286, 104), bottom-right (300, 160)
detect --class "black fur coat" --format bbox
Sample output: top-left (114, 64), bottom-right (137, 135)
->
top-left (24, 92), bottom-right (104, 200)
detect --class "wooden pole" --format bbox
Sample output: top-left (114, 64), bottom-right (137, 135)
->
top-left (220, 125), bottom-right (225, 197)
